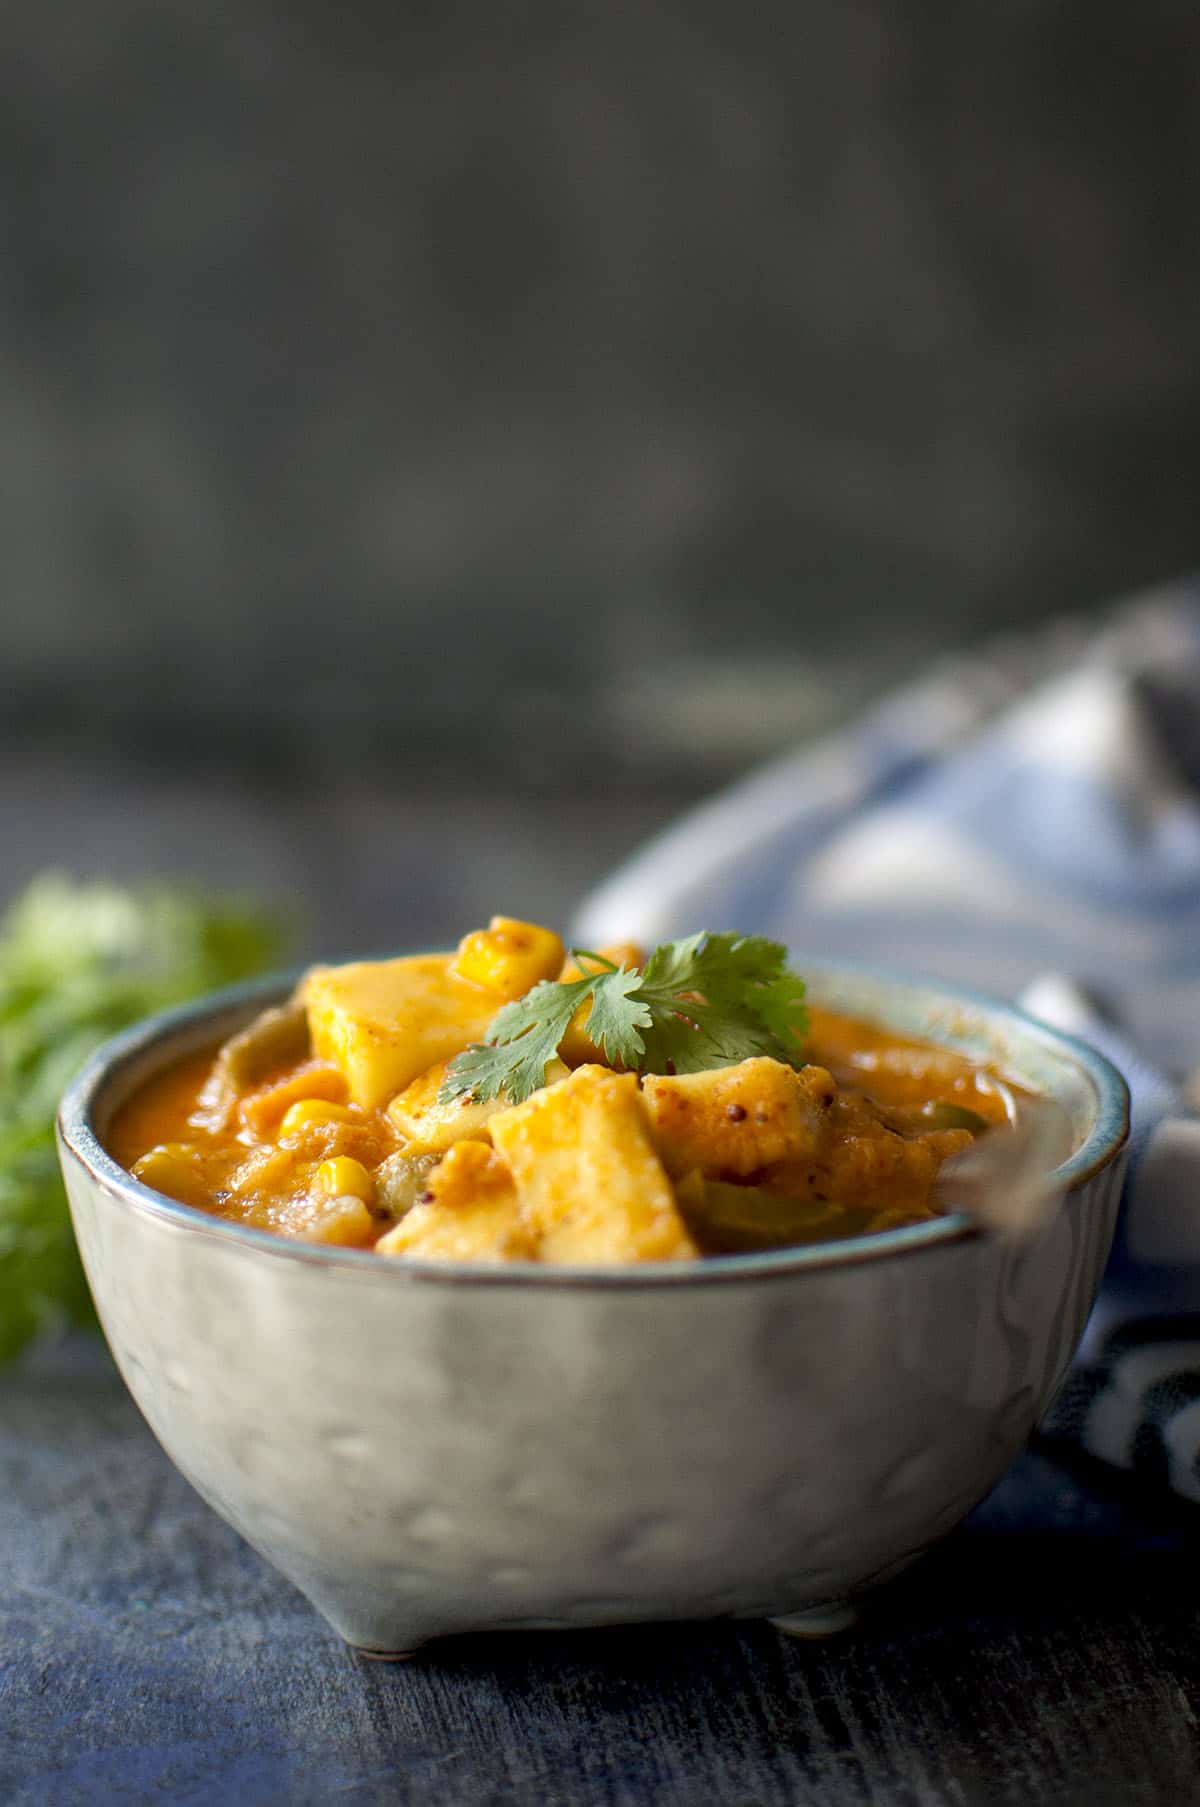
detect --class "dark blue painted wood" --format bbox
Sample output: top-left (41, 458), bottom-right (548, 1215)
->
top-left (4, 1337), bottom-right (1200, 1806)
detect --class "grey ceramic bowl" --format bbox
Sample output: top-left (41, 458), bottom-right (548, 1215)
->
top-left (57, 960), bottom-right (1129, 1656)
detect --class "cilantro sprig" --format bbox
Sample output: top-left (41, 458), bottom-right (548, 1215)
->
top-left (0, 875), bottom-right (287, 1363)
top-left (441, 932), bottom-right (808, 1106)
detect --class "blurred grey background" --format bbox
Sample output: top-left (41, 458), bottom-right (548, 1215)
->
top-left (2, 1), bottom-right (1199, 944)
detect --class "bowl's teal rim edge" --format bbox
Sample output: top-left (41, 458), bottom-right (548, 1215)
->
top-left (57, 956), bottom-right (1131, 1290)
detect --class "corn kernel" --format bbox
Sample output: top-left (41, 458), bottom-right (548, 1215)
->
top-left (133, 1139), bottom-right (198, 1168)
top-left (131, 1143), bottom-right (208, 1207)
top-left (240, 1065), bottom-right (348, 1135)
top-left (279, 1099), bottom-right (357, 1137)
top-left (450, 917), bottom-right (565, 1001)
top-left (316, 1156), bottom-right (374, 1204)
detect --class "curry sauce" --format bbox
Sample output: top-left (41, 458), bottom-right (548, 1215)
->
top-left (108, 918), bottom-right (1017, 1263)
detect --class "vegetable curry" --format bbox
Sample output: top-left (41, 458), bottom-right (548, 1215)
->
top-left (109, 918), bottom-right (1016, 1263)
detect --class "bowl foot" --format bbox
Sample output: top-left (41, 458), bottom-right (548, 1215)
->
top-left (768, 1601), bottom-right (859, 1641)
top-left (347, 1644), bottom-right (423, 1662)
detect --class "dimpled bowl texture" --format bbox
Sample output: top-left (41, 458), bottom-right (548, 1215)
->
top-left (58, 960), bottom-right (1129, 1655)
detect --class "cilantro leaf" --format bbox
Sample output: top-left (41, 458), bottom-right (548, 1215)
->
top-left (754, 970), bottom-right (811, 1045)
top-left (0, 875), bottom-right (288, 1364)
top-left (564, 954), bottom-right (651, 1067)
top-left (440, 932), bottom-right (808, 1106)
top-left (441, 976), bottom-right (588, 1105)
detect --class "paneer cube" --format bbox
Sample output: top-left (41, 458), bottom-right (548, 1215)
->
top-left (387, 1055), bottom-right (568, 1156)
top-left (302, 954), bottom-right (500, 1110)
top-left (450, 916), bottom-right (565, 1001)
top-left (375, 1141), bottom-right (533, 1262)
top-left (489, 1065), bottom-right (697, 1263)
top-left (640, 1058), bottom-right (834, 1177)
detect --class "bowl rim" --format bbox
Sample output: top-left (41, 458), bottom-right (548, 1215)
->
top-left (57, 956), bottom-right (1130, 1290)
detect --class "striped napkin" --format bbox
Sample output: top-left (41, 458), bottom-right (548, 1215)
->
top-left (576, 581), bottom-right (1200, 1500)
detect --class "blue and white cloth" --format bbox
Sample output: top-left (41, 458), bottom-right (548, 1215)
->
top-left (577, 581), bottom-right (1200, 1500)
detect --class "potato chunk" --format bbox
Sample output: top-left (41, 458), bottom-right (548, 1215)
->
top-left (641, 1059), bottom-right (835, 1177)
top-left (450, 917), bottom-right (565, 1001)
top-left (796, 1124), bottom-right (971, 1209)
top-left (490, 1065), bottom-right (697, 1263)
top-left (296, 1195), bottom-right (377, 1248)
top-left (375, 1141), bottom-right (533, 1262)
top-left (302, 954), bottom-right (501, 1110)
top-left (387, 1055), bottom-right (568, 1155)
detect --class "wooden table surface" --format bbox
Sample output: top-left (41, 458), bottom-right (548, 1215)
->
top-left (3, 764), bottom-right (1200, 1804)
top-left (4, 1336), bottom-right (1199, 1807)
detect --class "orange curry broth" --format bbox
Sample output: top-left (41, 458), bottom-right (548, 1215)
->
top-left (107, 1007), bottom-right (1016, 1254)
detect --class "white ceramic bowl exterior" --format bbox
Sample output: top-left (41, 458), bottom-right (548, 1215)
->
top-left (58, 963), bottom-right (1129, 1653)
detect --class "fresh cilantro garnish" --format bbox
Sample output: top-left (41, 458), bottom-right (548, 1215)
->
top-left (441, 933), bottom-right (808, 1106)
top-left (0, 875), bottom-right (287, 1363)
